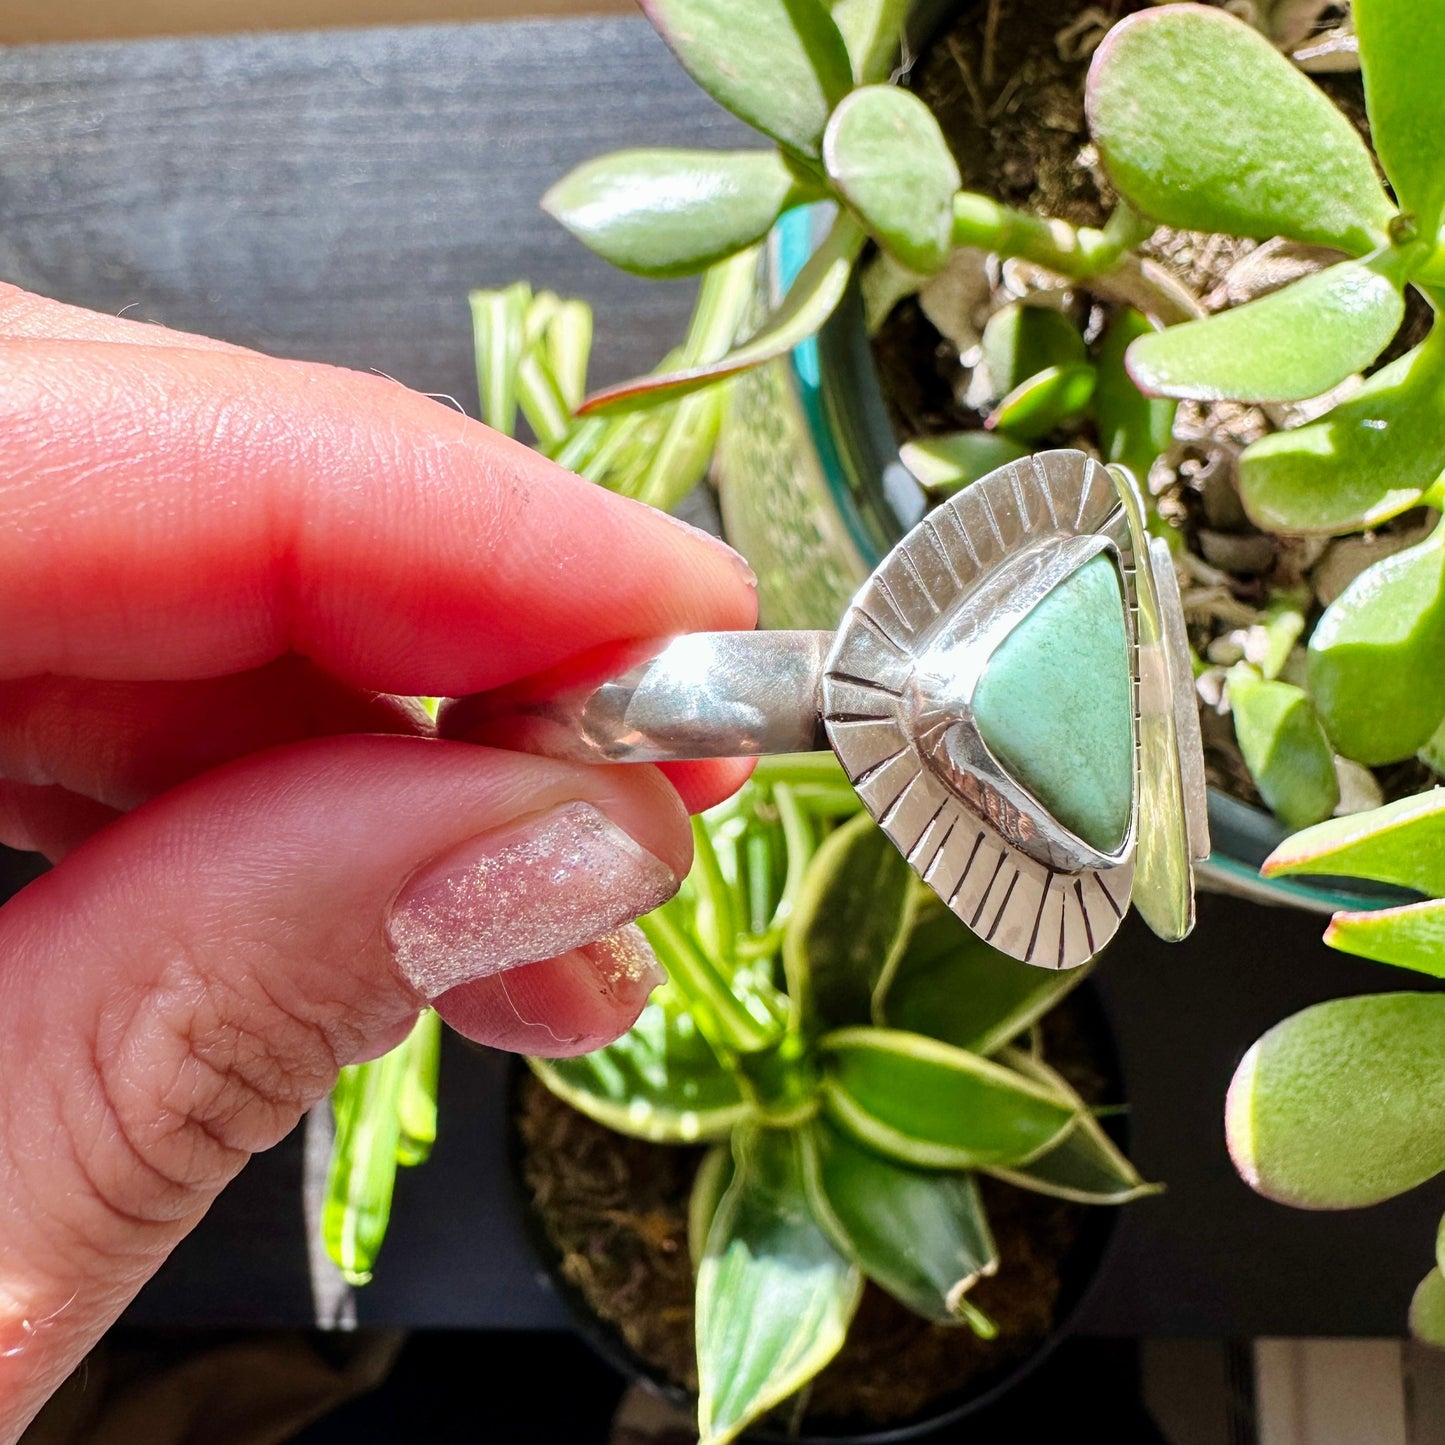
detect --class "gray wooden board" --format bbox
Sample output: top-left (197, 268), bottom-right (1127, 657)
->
top-left (2, 18), bottom-right (1440, 1337)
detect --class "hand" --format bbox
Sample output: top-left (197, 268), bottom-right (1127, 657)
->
top-left (0, 284), bottom-right (756, 1438)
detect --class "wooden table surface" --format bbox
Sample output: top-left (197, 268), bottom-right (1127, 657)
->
top-left (2, 15), bottom-right (1440, 1338)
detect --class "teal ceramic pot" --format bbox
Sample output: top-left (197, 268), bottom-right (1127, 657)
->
top-left (714, 206), bottom-right (1398, 915)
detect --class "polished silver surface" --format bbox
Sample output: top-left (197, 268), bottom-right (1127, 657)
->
top-left (469, 449), bottom-right (1207, 968)
top-left (467, 630), bottom-right (830, 765)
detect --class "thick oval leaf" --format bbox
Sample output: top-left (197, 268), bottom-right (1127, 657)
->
top-left (1126, 260), bottom-right (1405, 403)
top-left (543, 149), bottom-right (809, 279)
top-left (981, 302), bottom-right (1086, 396)
top-left (1355, 0), bottom-right (1445, 235)
top-left (1263, 789), bottom-right (1445, 896)
top-left (1226, 992), bottom-right (1445, 1208)
top-left (1239, 333), bottom-right (1445, 534)
top-left (1086, 4), bottom-right (1395, 252)
top-left (989, 1049), bottom-right (1160, 1205)
top-left (899, 431), bottom-right (1029, 496)
top-left (880, 895), bottom-right (1088, 1057)
top-left (1226, 668), bottom-right (1340, 831)
top-left (802, 1119), bottom-right (998, 1324)
top-left (697, 1125), bottom-right (862, 1445)
top-left (783, 812), bottom-right (915, 1034)
top-left (530, 985), bottom-right (750, 1144)
top-left (1412, 1268), bottom-right (1445, 1348)
top-left (579, 211), bottom-right (865, 415)
top-left (1095, 307), bottom-right (1176, 482)
top-left (640, 0), bottom-right (855, 159)
top-left (1325, 899), bottom-right (1445, 978)
top-left (820, 1027), bottom-right (1077, 1170)
top-left (827, 0), bottom-right (910, 83)
top-left (987, 363), bottom-right (1097, 442)
top-left (823, 85), bottom-right (961, 273)
top-left (1308, 522), bottom-right (1445, 765)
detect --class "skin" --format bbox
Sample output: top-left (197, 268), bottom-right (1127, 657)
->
top-left (0, 283), bottom-right (758, 1439)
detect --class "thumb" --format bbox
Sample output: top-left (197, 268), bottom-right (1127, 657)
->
top-left (0, 736), bottom-right (686, 1439)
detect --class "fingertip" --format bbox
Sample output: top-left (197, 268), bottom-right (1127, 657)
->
top-left (657, 757), bottom-right (756, 814)
top-left (432, 925), bottom-right (664, 1057)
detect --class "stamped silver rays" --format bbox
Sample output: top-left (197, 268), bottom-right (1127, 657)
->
top-left (467, 449), bottom-right (1209, 969)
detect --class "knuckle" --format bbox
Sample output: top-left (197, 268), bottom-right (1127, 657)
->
top-left (70, 944), bottom-right (346, 1229)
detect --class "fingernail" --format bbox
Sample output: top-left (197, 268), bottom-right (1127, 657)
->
top-left (386, 802), bottom-right (679, 998)
top-left (583, 923), bottom-right (667, 999)
top-left (656, 510), bottom-right (758, 591)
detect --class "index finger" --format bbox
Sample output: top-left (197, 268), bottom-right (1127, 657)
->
top-left (0, 331), bottom-right (756, 694)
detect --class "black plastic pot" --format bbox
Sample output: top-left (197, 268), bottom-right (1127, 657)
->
top-left (505, 981), bottom-right (1124, 1443)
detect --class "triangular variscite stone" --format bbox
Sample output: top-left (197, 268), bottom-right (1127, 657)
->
top-left (973, 554), bottom-right (1134, 853)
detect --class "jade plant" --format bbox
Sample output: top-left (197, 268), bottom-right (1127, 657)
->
top-left (1085, 0), bottom-right (1445, 825)
top-left (536, 0), bottom-right (1444, 841)
top-left (533, 754), bottom-right (1152, 1444)
top-left (543, 0), bottom-right (1179, 422)
top-left (1223, 788), bottom-right (1445, 1342)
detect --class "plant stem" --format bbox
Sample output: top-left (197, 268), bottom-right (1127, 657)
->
top-left (950, 193), bottom-right (1201, 322)
top-left (637, 909), bottom-right (777, 1055)
top-left (691, 815), bottom-right (738, 968)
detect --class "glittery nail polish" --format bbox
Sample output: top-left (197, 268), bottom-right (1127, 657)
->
top-left (386, 802), bottom-right (679, 999)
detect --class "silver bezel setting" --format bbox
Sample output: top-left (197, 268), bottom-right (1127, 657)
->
top-left (822, 450), bottom-right (1143, 969)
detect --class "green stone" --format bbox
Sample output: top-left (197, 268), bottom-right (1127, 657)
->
top-left (973, 554), bottom-right (1134, 853)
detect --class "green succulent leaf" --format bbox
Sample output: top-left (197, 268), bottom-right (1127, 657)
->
top-left (990, 1050), bottom-right (1159, 1205)
top-left (819, 1027), bottom-right (1077, 1170)
top-left (899, 431), bottom-right (1029, 496)
top-left (1226, 667), bottom-right (1340, 831)
top-left (639, 0), bottom-right (855, 159)
top-left (1095, 307), bottom-right (1176, 482)
top-left (987, 363), bottom-right (1097, 442)
top-left (1354, 0), bottom-right (1445, 237)
top-left (530, 981), bottom-right (751, 1144)
top-left (783, 812), bottom-right (915, 1034)
top-left (880, 895), bottom-right (1088, 1057)
top-left (1226, 992), bottom-right (1445, 1208)
top-left (1411, 1268), bottom-right (1445, 1349)
top-left (982, 302), bottom-right (1086, 396)
top-left (696, 1124), bottom-right (862, 1445)
top-left (802, 1118), bottom-right (999, 1325)
top-left (543, 149), bottom-right (812, 279)
top-left (1125, 260), bottom-right (1405, 404)
top-left (579, 211), bottom-right (865, 416)
top-left (1423, 718), bottom-right (1445, 777)
top-left (1307, 521), bottom-right (1445, 765)
top-left (1086, 4), bottom-right (1396, 253)
top-left (1263, 789), bottom-right (1445, 896)
top-left (827, 0), bottom-right (909, 82)
top-left (1324, 899), bottom-right (1445, 978)
top-left (823, 85), bottom-right (961, 273)
top-left (1238, 332), bottom-right (1445, 535)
